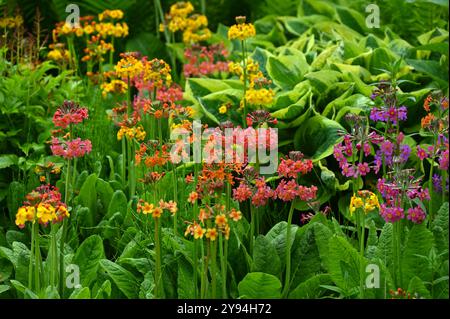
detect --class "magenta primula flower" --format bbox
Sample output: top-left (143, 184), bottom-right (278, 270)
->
top-left (416, 146), bottom-right (428, 160)
top-left (407, 206), bottom-right (426, 224)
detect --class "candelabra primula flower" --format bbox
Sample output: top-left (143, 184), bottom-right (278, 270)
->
top-left (16, 185), bottom-right (69, 228)
top-left (349, 191), bottom-right (380, 215)
top-left (228, 16), bottom-right (256, 40)
top-left (50, 137), bottom-right (92, 159)
top-left (53, 100), bottom-right (89, 128)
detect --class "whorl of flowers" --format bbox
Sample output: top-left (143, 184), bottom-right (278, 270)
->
top-left (228, 16), bottom-right (256, 41)
top-left (349, 190), bottom-right (380, 215)
top-left (16, 185), bottom-right (69, 228)
top-left (53, 100), bottom-right (89, 128)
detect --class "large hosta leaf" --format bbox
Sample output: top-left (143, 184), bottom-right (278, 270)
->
top-left (294, 115), bottom-right (344, 161)
top-left (267, 53), bottom-right (309, 90)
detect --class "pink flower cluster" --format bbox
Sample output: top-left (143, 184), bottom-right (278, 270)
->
top-left (407, 206), bottom-right (426, 224)
top-left (156, 84), bottom-right (184, 103)
top-left (183, 43), bottom-right (229, 78)
top-left (277, 157), bottom-right (313, 179)
top-left (51, 100), bottom-right (92, 159)
top-left (380, 204), bottom-right (404, 223)
top-left (50, 137), bottom-right (92, 159)
top-left (52, 100), bottom-right (89, 128)
top-left (333, 134), bottom-right (376, 178)
top-left (233, 178), bottom-right (274, 207)
top-left (377, 178), bottom-right (429, 224)
top-left (275, 180), bottom-right (317, 202)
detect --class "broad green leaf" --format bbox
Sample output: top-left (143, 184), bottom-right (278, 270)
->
top-left (77, 173), bottom-right (98, 227)
top-left (0, 154), bottom-right (18, 169)
top-left (177, 256), bottom-right (194, 299)
top-left (266, 221), bottom-right (298, 267)
top-left (73, 235), bottom-right (105, 288)
top-left (406, 59), bottom-right (449, 87)
top-left (407, 276), bottom-right (431, 299)
top-left (94, 280), bottom-right (112, 299)
top-left (294, 115), bottom-right (344, 161)
top-left (139, 271), bottom-right (155, 299)
top-left (238, 272), bottom-right (282, 298)
top-left (267, 54), bottom-right (309, 90)
top-left (0, 285), bottom-right (10, 295)
top-left (271, 90), bottom-right (310, 120)
top-left (99, 259), bottom-right (139, 299)
top-left (252, 235), bottom-right (281, 277)
top-left (432, 202), bottom-right (449, 256)
top-left (335, 5), bottom-right (367, 35)
top-left (106, 190), bottom-right (128, 219)
top-left (69, 287), bottom-right (91, 299)
top-left (326, 236), bottom-right (366, 292)
top-left (401, 224), bottom-right (434, 285)
top-left (288, 274), bottom-right (332, 298)
top-left (185, 78), bottom-right (232, 98)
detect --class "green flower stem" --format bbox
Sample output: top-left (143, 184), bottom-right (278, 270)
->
top-left (59, 158), bottom-right (71, 295)
top-left (359, 210), bottom-right (365, 298)
top-left (200, 241), bottom-right (207, 298)
top-left (28, 223), bottom-right (34, 289)
top-left (241, 39), bottom-right (248, 128)
top-left (210, 239), bottom-right (217, 299)
top-left (193, 163), bottom-right (200, 298)
top-left (109, 38), bottom-right (114, 65)
top-left (282, 201), bottom-right (295, 298)
top-left (51, 224), bottom-right (58, 288)
top-left (121, 138), bottom-right (127, 184)
top-left (218, 233), bottom-right (227, 298)
top-left (154, 217), bottom-right (162, 298)
top-left (429, 154), bottom-right (436, 220)
top-left (249, 203), bottom-right (255, 257)
top-left (172, 165), bottom-right (178, 235)
top-left (442, 169), bottom-right (447, 204)
top-left (33, 221), bottom-right (40, 292)
top-left (127, 76), bottom-right (132, 116)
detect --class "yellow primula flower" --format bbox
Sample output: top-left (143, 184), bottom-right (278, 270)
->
top-left (228, 16), bottom-right (256, 41)
top-left (37, 203), bottom-right (57, 224)
top-left (219, 104), bottom-right (228, 114)
top-left (115, 54), bottom-right (143, 79)
top-left (170, 1), bottom-right (194, 18)
top-left (245, 88), bottom-right (274, 106)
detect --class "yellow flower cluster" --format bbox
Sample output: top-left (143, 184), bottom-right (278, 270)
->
top-left (0, 15), bottom-right (23, 28)
top-left (137, 200), bottom-right (178, 219)
top-left (245, 88), bottom-right (275, 106)
top-left (47, 45), bottom-right (71, 62)
top-left (117, 125), bottom-right (146, 141)
top-left (98, 9), bottom-right (124, 21)
top-left (349, 191), bottom-right (380, 215)
top-left (101, 79), bottom-right (128, 97)
top-left (115, 54), bottom-right (144, 79)
top-left (55, 20), bottom-right (128, 39)
top-left (16, 204), bottom-right (69, 228)
top-left (143, 58), bottom-right (172, 88)
top-left (160, 1), bottom-right (211, 44)
top-left (228, 59), bottom-right (264, 84)
top-left (94, 22), bottom-right (129, 38)
top-left (228, 16), bottom-right (256, 41)
top-left (170, 1), bottom-right (194, 17)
